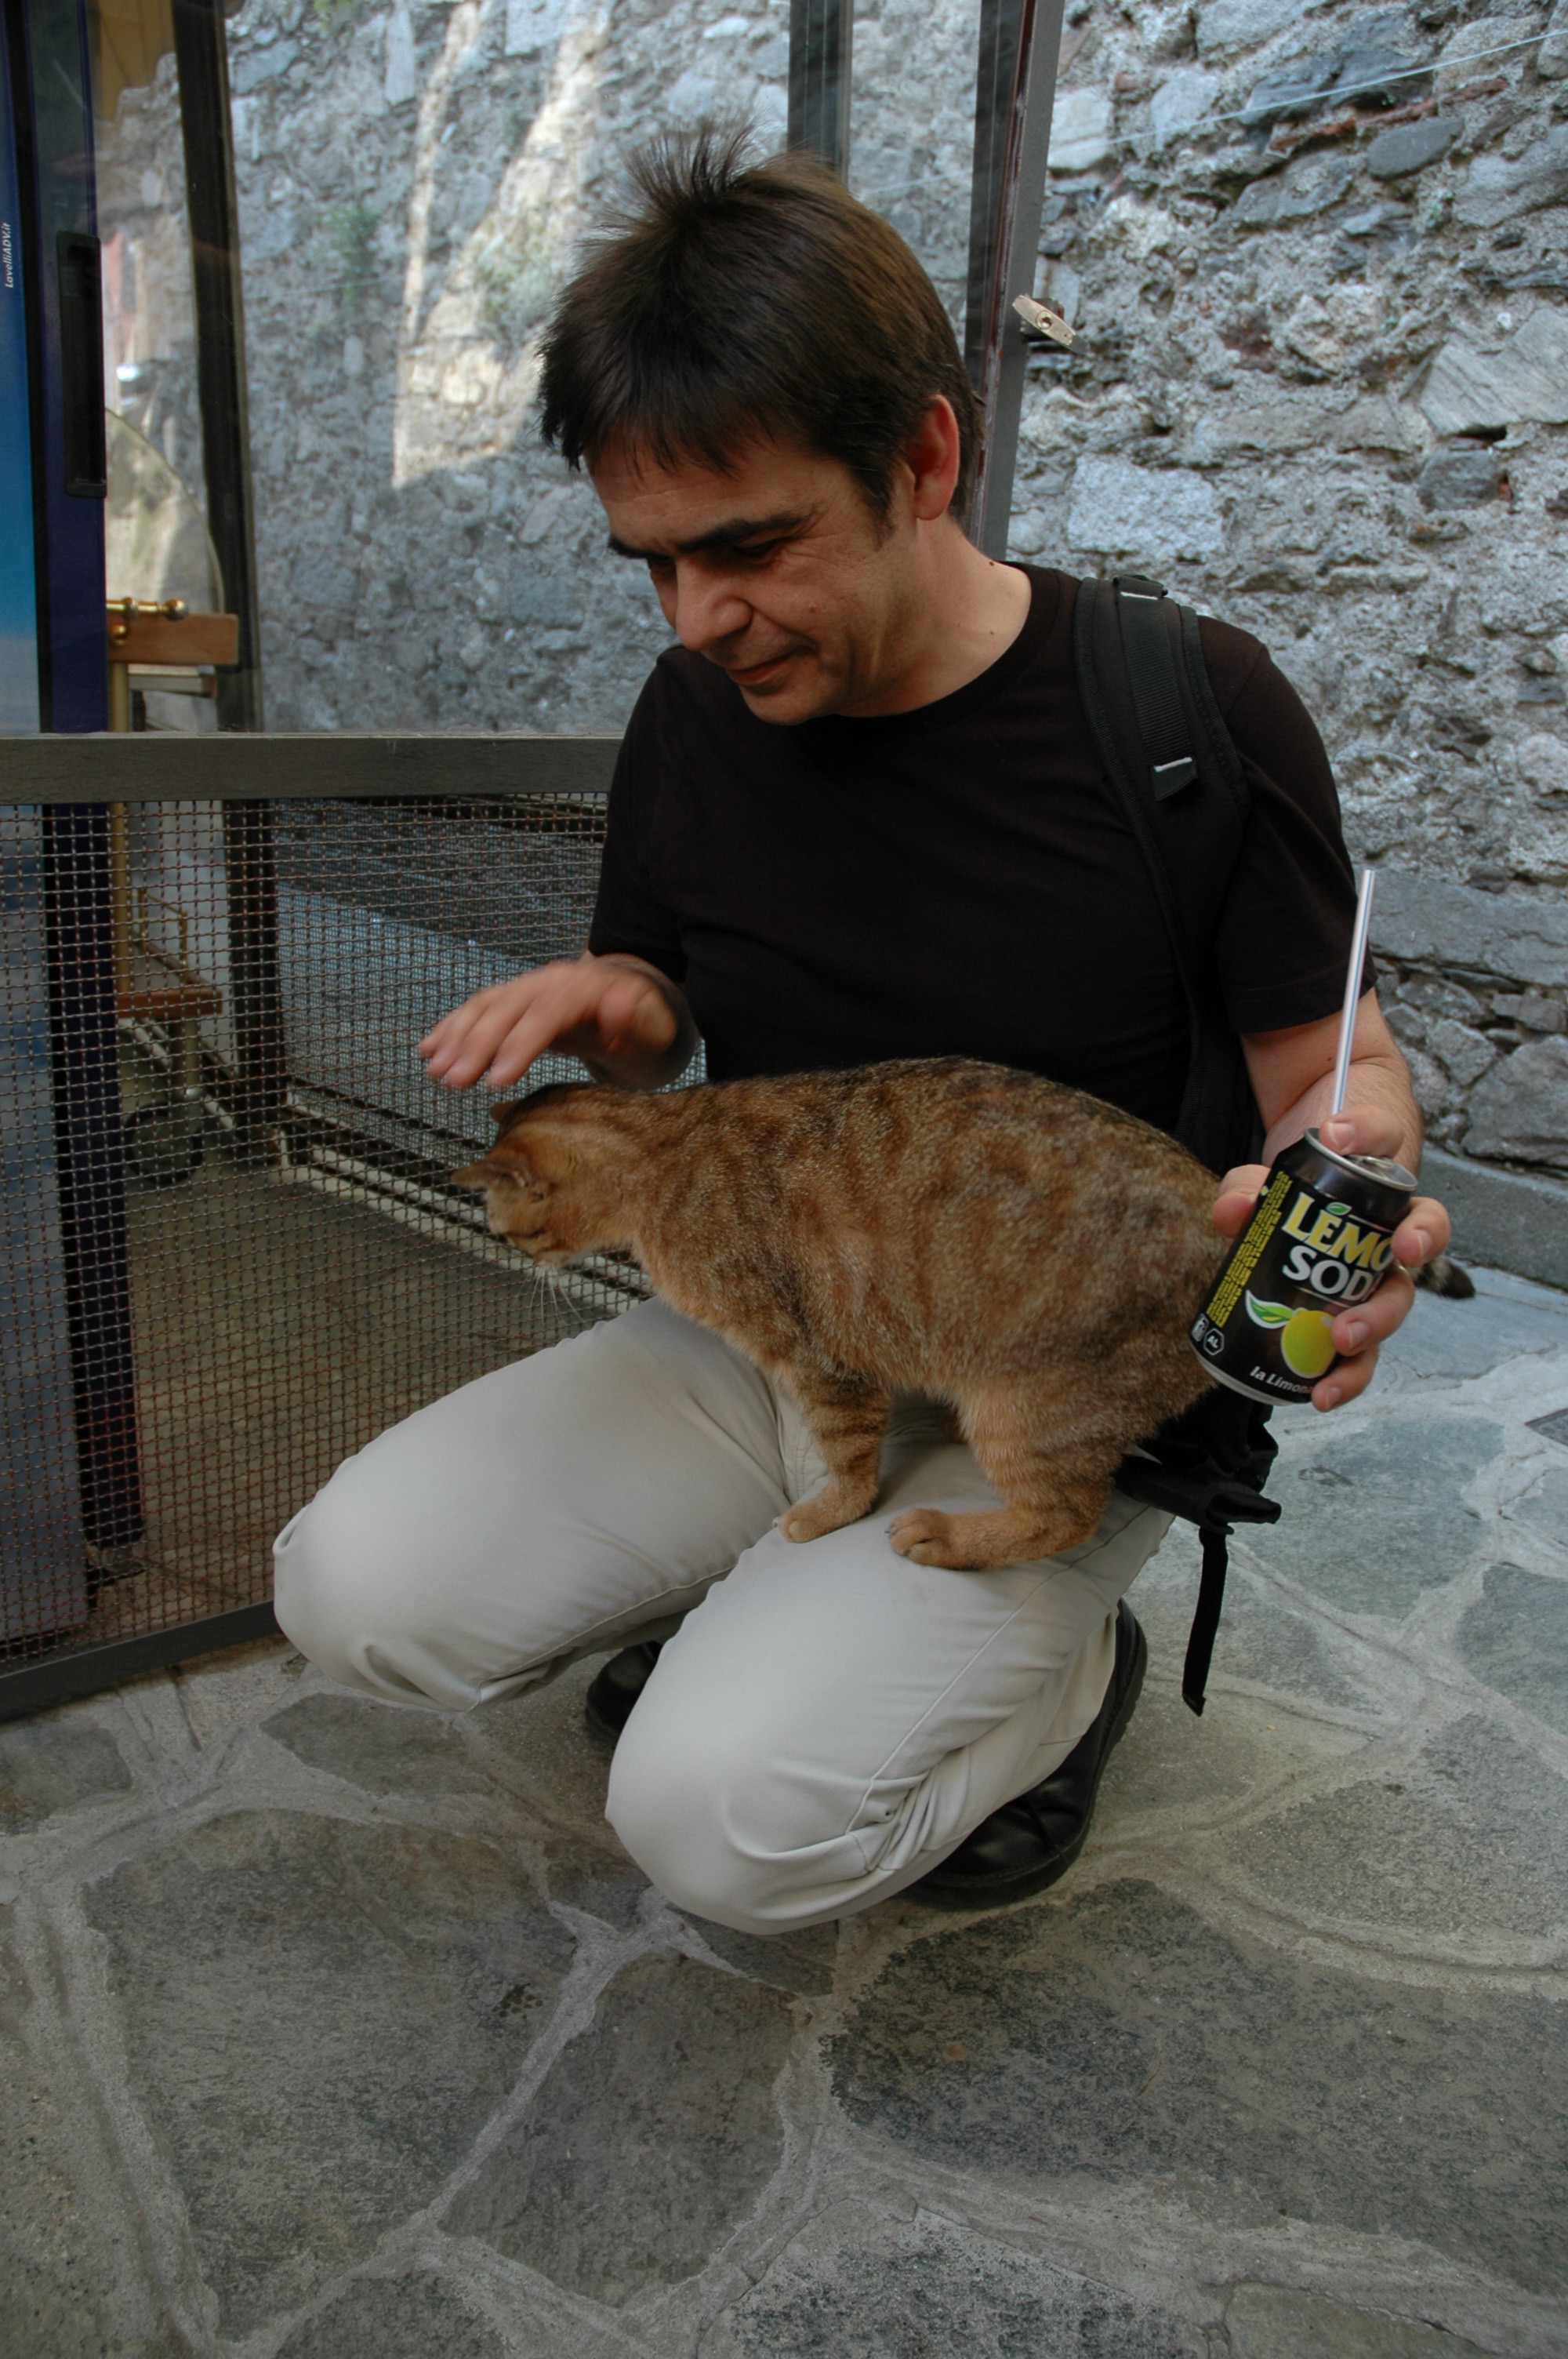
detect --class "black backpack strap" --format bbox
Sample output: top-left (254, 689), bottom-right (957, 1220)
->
top-left (1116, 1393), bottom-right (1281, 1714)
top-left (1072, 573), bottom-right (1258, 1177)
top-left (1185, 1526), bottom-right (1232, 1718)
top-left (1074, 573), bottom-right (1276, 1714)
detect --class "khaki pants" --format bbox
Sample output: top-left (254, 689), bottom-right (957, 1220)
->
top-left (273, 1298), bottom-right (1167, 1935)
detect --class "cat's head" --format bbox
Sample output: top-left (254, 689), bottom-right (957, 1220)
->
top-left (452, 1082), bottom-right (634, 1265)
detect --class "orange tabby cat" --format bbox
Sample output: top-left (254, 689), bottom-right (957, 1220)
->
top-left (454, 1057), bottom-right (1224, 1571)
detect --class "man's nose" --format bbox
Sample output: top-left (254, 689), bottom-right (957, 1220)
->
top-left (669, 565), bottom-right (750, 653)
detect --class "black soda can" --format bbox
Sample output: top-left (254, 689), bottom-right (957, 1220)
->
top-left (1189, 1129), bottom-right (1417, 1406)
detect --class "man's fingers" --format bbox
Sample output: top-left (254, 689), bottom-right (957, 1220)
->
top-left (417, 982), bottom-right (507, 1062)
top-left (1311, 1339), bottom-right (1379, 1412)
top-left (419, 962), bottom-right (681, 1092)
top-left (423, 966), bottom-right (598, 1089)
top-left (465, 970), bottom-right (612, 1089)
top-left (483, 975), bottom-right (674, 1089)
top-left (1317, 1107), bottom-right (1405, 1161)
top-left (1329, 1263), bottom-right (1414, 1358)
top-left (1316, 1263), bottom-right (1418, 1409)
top-left (1392, 1193), bottom-right (1451, 1270)
top-left (1210, 1163), bottom-right (1269, 1240)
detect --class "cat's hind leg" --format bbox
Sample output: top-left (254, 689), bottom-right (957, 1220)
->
top-left (777, 1365), bottom-right (891, 1544)
top-left (887, 1383), bottom-right (1119, 1569)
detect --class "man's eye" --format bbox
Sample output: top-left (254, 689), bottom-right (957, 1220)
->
top-left (732, 541), bottom-right (781, 567)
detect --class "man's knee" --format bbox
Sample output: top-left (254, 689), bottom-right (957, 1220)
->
top-left (607, 1732), bottom-right (770, 1935)
top-left (604, 1689), bottom-right (856, 1936)
top-left (271, 1438), bottom-right (496, 1705)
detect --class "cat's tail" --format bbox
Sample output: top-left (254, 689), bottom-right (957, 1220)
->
top-left (1415, 1254), bottom-right (1475, 1299)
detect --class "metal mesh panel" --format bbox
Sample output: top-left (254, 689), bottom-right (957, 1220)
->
top-left (0, 793), bottom-right (644, 1683)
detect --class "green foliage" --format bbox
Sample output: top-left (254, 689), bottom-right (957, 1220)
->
top-left (310, 0), bottom-right (361, 28)
top-left (313, 199), bottom-right (379, 314)
top-left (472, 228), bottom-right (557, 353)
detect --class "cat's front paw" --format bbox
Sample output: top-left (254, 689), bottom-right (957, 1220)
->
top-left (887, 1507), bottom-right (965, 1567)
top-left (779, 1487), bottom-right (862, 1544)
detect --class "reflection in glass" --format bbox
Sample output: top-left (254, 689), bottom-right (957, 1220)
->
top-left (106, 409), bottom-right (221, 609)
top-left (94, 1), bottom-right (206, 526)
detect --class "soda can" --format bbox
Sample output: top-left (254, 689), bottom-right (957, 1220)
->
top-left (1189, 1130), bottom-right (1417, 1406)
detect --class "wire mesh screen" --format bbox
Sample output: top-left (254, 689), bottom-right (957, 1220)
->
top-left (1, 793), bottom-right (648, 1681)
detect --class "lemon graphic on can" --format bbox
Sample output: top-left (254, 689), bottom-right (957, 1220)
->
top-left (1245, 1294), bottom-right (1338, 1379)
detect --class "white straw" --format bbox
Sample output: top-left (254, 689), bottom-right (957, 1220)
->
top-left (1330, 868), bottom-right (1376, 1118)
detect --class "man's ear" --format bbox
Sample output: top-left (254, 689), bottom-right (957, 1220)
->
top-left (904, 395), bottom-right (963, 523)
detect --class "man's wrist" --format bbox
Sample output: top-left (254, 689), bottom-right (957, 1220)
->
top-left (583, 954), bottom-right (697, 1089)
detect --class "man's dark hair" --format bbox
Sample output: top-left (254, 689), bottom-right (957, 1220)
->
top-left (539, 129), bottom-right (982, 520)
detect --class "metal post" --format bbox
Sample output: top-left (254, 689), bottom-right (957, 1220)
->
top-left (170, 2), bottom-right (285, 1159)
top-left (963, 0), bottom-right (1065, 558)
top-left (40, 805), bottom-right (144, 1568)
top-left (220, 798), bottom-right (288, 1161)
top-left (788, 0), bottom-right (854, 176)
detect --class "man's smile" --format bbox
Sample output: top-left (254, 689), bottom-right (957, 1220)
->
top-left (722, 649), bottom-right (799, 689)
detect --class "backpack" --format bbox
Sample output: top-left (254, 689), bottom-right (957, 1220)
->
top-left (1073, 572), bottom-right (1283, 1716)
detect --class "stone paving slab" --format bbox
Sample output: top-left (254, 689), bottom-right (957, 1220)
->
top-left (702, 2206), bottom-right (1202, 2357)
top-left (85, 1809), bottom-right (577, 2336)
top-left (0, 1716), bottom-right (133, 1835)
top-left (827, 1877), bottom-right (1566, 2298)
top-left (0, 1267), bottom-right (1564, 2357)
top-left (274, 2270), bottom-right (511, 2359)
top-left (447, 1952), bottom-right (797, 2306)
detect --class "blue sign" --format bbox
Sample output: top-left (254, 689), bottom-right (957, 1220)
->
top-left (0, 24), bottom-right (39, 736)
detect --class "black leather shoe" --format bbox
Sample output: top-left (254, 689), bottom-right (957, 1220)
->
top-left (912, 1600), bottom-right (1148, 1910)
top-left (584, 1640), bottom-right (663, 1741)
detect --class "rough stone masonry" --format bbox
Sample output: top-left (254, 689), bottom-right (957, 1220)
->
top-left (101, 0), bottom-right (1568, 1180)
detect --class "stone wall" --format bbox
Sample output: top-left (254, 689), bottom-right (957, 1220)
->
top-left (1018, 0), bottom-right (1568, 913)
top-left (1013, 0), bottom-right (1568, 1176)
top-left (1376, 869), bottom-right (1568, 1170)
top-left (100, 0), bottom-right (1568, 1183)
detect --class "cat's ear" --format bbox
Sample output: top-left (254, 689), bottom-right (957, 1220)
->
top-left (451, 1154), bottom-right (506, 1190)
top-left (453, 1127), bottom-right (549, 1191)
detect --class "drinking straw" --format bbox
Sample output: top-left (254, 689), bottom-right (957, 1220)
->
top-left (1330, 869), bottom-right (1376, 1118)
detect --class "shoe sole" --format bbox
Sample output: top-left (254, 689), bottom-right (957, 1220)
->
top-left (583, 1693), bottom-right (625, 1745)
top-left (584, 1641), bottom-right (667, 1745)
top-left (914, 1608), bottom-right (1149, 1913)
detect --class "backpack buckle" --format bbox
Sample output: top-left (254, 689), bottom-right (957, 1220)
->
top-left (1114, 573), bottom-right (1167, 602)
top-left (1152, 754), bottom-right (1197, 798)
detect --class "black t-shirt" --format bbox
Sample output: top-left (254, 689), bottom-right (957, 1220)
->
top-left (588, 565), bottom-right (1364, 1136)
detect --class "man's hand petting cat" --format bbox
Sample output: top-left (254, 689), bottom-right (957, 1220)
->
top-left (418, 953), bottom-right (698, 1092)
top-left (1210, 1105), bottom-right (1451, 1415)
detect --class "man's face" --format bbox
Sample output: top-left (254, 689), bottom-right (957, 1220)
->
top-left (590, 435), bottom-right (924, 723)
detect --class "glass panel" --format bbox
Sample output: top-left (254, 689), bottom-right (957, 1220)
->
top-left (93, 0), bottom-right (235, 731)
top-left (220, 0), bottom-right (799, 732)
top-left (94, 2), bottom-right (207, 550)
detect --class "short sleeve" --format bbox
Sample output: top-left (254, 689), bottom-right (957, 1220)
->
top-left (587, 678), bottom-right (688, 983)
top-left (1200, 622), bottom-right (1373, 1036)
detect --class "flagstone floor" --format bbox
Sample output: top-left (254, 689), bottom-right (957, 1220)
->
top-left (2, 1268), bottom-right (1565, 2359)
